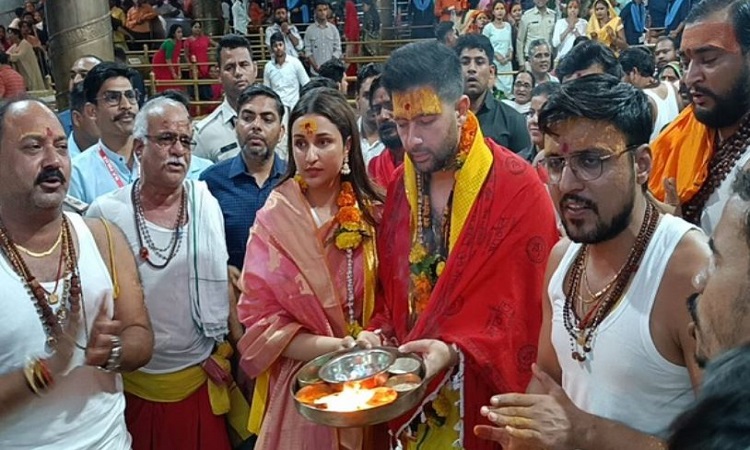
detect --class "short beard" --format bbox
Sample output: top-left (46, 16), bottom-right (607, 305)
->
top-left (378, 123), bottom-right (402, 149)
top-left (694, 64), bottom-right (750, 129)
top-left (562, 173), bottom-right (636, 244)
top-left (242, 143), bottom-right (272, 163)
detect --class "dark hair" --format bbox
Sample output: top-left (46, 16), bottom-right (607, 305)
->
top-left (315, 0), bottom-right (331, 8)
top-left (531, 81), bottom-right (560, 98)
top-left (556, 40), bottom-right (623, 81)
top-left (167, 24), bottom-right (182, 39)
top-left (8, 27), bottom-right (21, 39)
top-left (572, 35), bottom-right (590, 47)
top-left (668, 345), bottom-right (750, 450)
top-left (191, 19), bottom-right (202, 27)
top-left (82, 61), bottom-right (141, 104)
top-left (216, 34), bottom-right (252, 67)
top-left (70, 82), bottom-right (88, 113)
top-left (382, 40), bottom-right (463, 104)
top-left (0, 52), bottom-right (8, 65)
top-left (269, 31), bottom-right (285, 47)
top-left (282, 87), bottom-right (383, 224)
top-left (356, 63), bottom-right (382, 88)
top-left (539, 74), bottom-right (653, 146)
top-left (237, 84), bottom-right (285, 119)
top-left (455, 33), bottom-right (495, 63)
top-left (619, 47), bottom-right (655, 77)
top-left (14, 7), bottom-right (23, 18)
top-left (318, 59), bottom-right (346, 83)
top-left (152, 89), bottom-right (191, 109)
top-left (685, 0), bottom-right (750, 54)
top-left (368, 75), bottom-right (383, 106)
top-left (515, 69), bottom-right (537, 87)
top-left (655, 35), bottom-right (677, 49)
top-left (300, 77), bottom-right (339, 97)
top-left (435, 21), bottom-right (456, 43)
top-left (114, 47), bottom-right (127, 62)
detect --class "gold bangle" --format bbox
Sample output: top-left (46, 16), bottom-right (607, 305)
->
top-left (24, 359), bottom-right (41, 396)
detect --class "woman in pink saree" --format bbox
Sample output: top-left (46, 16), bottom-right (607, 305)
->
top-left (237, 88), bottom-right (384, 450)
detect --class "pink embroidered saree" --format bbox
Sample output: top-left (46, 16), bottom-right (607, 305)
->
top-left (237, 179), bottom-right (373, 450)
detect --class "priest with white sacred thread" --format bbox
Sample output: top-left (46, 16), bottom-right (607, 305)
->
top-left (87, 96), bottom-right (246, 450)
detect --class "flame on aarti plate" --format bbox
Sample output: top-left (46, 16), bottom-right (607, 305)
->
top-left (298, 382), bottom-right (397, 412)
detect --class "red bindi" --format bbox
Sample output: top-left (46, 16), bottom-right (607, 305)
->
top-left (560, 143), bottom-right (571, 155)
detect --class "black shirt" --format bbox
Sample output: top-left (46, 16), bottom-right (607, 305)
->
top-left (474, 93), bottom-right (532, 155)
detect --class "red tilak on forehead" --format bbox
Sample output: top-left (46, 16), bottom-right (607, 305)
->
top-left (45, 127), bottom-right (53, 137)
top-left (560, 142), bottom-right (571, 154)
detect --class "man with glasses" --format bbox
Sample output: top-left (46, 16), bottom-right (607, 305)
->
top-left (70, 62), bottom-right (143, 205)
top-left (87, 96), bottom-right (239, 450)
top-left (476, 74), bottom-right (710, 449)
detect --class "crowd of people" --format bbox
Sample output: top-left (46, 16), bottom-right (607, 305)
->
top-left (1, 0), bottom-right (750, 448)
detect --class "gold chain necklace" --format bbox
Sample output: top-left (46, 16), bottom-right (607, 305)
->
top-left (15, 227), bottom-right (63, 258)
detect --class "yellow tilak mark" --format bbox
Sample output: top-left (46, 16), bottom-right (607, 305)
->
top-left (299, 118), bottom-right (318, 136)
top-left (392, 87), bottom-right (443, 121)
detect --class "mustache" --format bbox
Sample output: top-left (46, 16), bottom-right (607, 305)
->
top-left (35, 168), bottom-right (66, 185)
top-left (691, 86), bottom-right (717, 100)
top-left (378, 121), bottom-right (397, 134)
top-left (560, 194), bottom-right (598, 213)
top-left (114, 112), bottom-right (135, 121)
top-left (166, 156), bottom-right (187, 166)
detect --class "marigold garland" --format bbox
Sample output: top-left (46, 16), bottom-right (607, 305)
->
top-left (408, 112), bottom-right (478, 320)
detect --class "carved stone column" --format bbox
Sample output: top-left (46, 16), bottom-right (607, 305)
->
top-left (192, 0), bottom-right (223, 36)
top-left (47, 0), bottom-right (113, 110)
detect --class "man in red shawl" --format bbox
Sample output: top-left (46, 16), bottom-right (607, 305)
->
top-left (357, 41), bottom-right (558, 449)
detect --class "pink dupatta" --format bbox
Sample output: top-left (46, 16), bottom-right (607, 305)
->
top-left (237, 179), bottom-right (367, 450)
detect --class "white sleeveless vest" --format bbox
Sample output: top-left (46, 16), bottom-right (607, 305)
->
top-left (0, 213), bottom-right (131, 449)
top-left (549, 214), bottom-right (696, 438)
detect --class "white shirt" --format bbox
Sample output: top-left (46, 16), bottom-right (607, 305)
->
top-left (552, 18), bottom-right (588, 61)
top-left (502, 99), bottom-right (532, 115)
top-left (265, 23), bottom-right (304, 58)
top-left (701, 146), bottom-right (750, 235)
top-left (303, 21), bottom-right (342, 73)
top-left (263, 55), bottom-right (310, 110)
top-left (232, 0), bottom-right (249, 34)
top-left (193, 99), bottom-right (239, 162)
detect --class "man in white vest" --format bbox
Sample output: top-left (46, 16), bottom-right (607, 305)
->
top-left (0, 99), bottom-right (153, 449)
top-left (476, 75), bottom-right (711, 449)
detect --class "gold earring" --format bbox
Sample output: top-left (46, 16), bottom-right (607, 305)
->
top-left (341, 155), bottom-right (351, 175)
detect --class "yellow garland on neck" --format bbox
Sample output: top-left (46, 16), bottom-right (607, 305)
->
top-left (405, 111), bottom-right (493, 319)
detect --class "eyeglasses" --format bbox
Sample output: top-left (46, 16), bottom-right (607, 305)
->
top-left (541, 145), bottom-right (641, 183)
top-left (98, 89), bottom-right (141, 107)
top-left (145, 132), bottom-right (194, 149)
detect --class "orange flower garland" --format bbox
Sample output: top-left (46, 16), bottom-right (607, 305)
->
top-left (408, 112), bottom-right (478, 322)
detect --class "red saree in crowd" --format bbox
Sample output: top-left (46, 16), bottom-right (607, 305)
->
top-left (369, 120), bottom-right (559, 449)
top-left (237, 179), bottom-right (379, 450)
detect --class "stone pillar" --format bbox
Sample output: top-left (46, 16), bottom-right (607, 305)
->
top-left (47, 0), bottom-right (114, 110)
top-left (379, 0), bottom-right (395, 40)
top-left (192, 0), bottom-right (223, 36)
